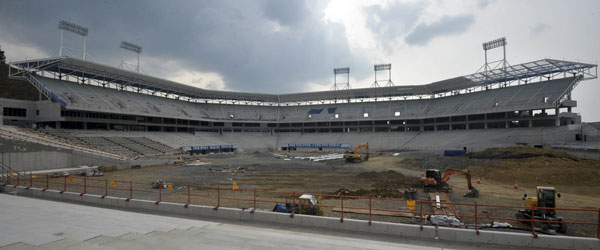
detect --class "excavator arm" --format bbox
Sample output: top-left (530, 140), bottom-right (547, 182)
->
top-left (442, 169), bottom-right (474, 190)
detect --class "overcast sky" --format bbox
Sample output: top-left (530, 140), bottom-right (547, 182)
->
top-left (1, 0), bottom-right (599, 121)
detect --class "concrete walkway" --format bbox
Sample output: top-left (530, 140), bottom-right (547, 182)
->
top-left (0, 194), bottom-right (537, 250)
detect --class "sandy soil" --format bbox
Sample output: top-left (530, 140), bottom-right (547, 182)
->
top-left (31, 147), bottom-right (600, 238)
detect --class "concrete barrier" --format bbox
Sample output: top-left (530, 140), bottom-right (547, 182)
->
top-left (2, 185), bottom-right (598, 250)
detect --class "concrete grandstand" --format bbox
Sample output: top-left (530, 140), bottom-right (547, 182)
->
top-left (0, 55), bottom-right (598, 157)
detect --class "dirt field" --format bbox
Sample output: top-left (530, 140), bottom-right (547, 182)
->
top-left (65, 146), bottom-right (599, 238)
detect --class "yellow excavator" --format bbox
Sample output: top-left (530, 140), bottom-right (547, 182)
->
top-left (344, 142), bottom-right (369, 162)
top-left (516, 186), bottom-right (567, 233)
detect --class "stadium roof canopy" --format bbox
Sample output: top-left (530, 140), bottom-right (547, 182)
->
top-left (9, 57), bottom-right (597, 103)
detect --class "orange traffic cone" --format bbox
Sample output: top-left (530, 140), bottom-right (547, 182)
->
top-left (477, 177), bottom-right (481, 184)
top-left (514, 181), bottom-right (519, 189)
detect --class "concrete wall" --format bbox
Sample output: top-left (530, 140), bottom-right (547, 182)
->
top-left (2, 185), bottom-right (597, 250)
top-left (0, 138), bottom-right (173, 171)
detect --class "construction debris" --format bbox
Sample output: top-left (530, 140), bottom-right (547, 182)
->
top-left (430, 215), bottom-right (461, 227)
top-left (99, 165), bottom-right (118, 172)
top-left (332, 207), bottom-right (418, 218)
top-left (429, 192), bottom-right (460, 219)
top-left (274, 153), bottom-right (345, 162)
top-left (333, 188), bottom-right (403, 198)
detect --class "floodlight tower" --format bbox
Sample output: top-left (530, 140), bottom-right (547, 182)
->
top-left (58, 20), bottom-right (89, 59)
top-left (482, 37), bottom-right (507, 80)
top-left (331, 67), bottom-right (350, 90)
top-left (372, 63), bottom-right (393, 87)
top-left (120, 41), bottom-right (143, 73)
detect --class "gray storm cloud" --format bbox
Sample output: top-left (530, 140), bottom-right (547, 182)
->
top-left (0, 0), bottom-right (370, 93)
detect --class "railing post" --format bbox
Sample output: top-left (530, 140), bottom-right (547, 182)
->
top-left (16, 172), bottom-right (19, 187)
top-left (531, 207), bottom-right (538, 238)
top-left (102, 179), bottom-right (107, 198)
top-left (474, 202), bottom-right (479, 235)
top-left (214, 186), bottom-right (220, 210)
top-left (369, 196), bottom-right (372, 225)
top-left (340, 197), bottom-right (344, 223)
top-left (184, 185), bottom-right (190, 208)
top-left (252, 188), bottom-right (256, 214)
top-left (291, 192), bottom-right (296, 218)
top-left (156, 183), bottom-right (162, 205)
top-left (126, 180), bottom-right (132, 202)
top-left (28, 172), bottom-right (32, 189)
top-left (80, 176), bottom-right (86, 196)
top-left (420, 200), bottom-right (424, 230)
top-left (61, 176), bottom-right (66, 194)
top-left (44, 174), bottom-right (48, 191)
top-left (597, 208), bottom-right (600, 239)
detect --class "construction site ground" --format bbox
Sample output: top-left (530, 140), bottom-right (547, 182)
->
top-left (49, 146), bottom-right (600, 238)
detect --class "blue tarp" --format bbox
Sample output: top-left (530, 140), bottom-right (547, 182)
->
top-left (443, 149), bottom-right (466, 157)
top-left (328, 107), bottom-right (337, 114)
top-left (308, 109), bottom-right (323, 114)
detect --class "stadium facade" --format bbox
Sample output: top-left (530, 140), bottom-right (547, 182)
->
top-left (1, 56), bottom-right (596, 136)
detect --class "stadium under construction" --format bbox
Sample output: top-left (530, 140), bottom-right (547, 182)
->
top-left (1, 28), bottom-right (600, 249)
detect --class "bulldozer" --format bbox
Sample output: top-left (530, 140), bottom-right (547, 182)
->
top-left (420, 169), bottom-right (479, 197)
top-left (516, 186), bottom-right (567, 234)
top-left (343, 142), bottom-right (369, 163)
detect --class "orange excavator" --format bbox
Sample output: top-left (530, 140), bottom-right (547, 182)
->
top-left (343, 142), bottom-right (369, 163)
top-left (420, 169), bottom-right (479, 197)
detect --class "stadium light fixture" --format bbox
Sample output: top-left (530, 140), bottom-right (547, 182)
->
top-left (333, 67), bottom-right (350, 74)
top-left (120, 41), bottom-right (143, 73)
top-left (482, 37), bottom-right (506, 51)
top-left (58, 19), bottom-right (89, 59)
top-left (481, 37), bottom-right (508, 82)
top-left (374, 64), bottom-right (391, 71)
top-left (332, 67), bottom-right (350, 90)
top-left (120, 41), bottom-right (143, 53)
top-left (372, 63), bottom-right (393, 87)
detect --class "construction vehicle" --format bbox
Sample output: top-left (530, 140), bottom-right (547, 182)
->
top-left (420, 169), bottom-right (479, 197)
top-left (344, 142), bottom-right (369, 162)
top-left (152, 179), bottom-right (167, 189)
top-left (516, 186), bottom-right (567, 233)
top-left (273, 194), bottom-right (323, 216)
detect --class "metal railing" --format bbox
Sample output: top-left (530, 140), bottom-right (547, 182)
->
top-left (3, 173), bottom-right (599, 239)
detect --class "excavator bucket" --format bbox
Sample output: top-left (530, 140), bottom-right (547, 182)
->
top-left (464, 188), bottom-right (479, 198)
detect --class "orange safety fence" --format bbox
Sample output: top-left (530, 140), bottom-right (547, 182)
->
top-left (4, 172), bottom-right (599, 239)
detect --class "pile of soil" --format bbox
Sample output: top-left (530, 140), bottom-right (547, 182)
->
top-left (418, 156), bottom-right (490, 171)
top-left (355, 170), bottom-right (421, 189)
top-left (468, 156), bottom-right (600, 195)
top-left (333, 188), bottom-right (404, 198)
top-left (470, 145), bottom-right (578, 160)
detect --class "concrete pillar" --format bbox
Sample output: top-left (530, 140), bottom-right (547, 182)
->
top-left (484, 114), bottom-right (488, 129)
top-left (505, 121), bottom-right (509, 129)
top-left (83, 122), bottom-right (87, 130)
top-left (419, 119), bottom-right (424, 132)
top-left (465, 116), bottom-right (469, 130)
top-left (528, 120), bottom-right (533, 128)
top-left (555, 108), bottom-right (560, 126)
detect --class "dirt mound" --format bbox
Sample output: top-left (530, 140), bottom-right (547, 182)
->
top-left (417, 156), bottom-right (490, 171)
top-left (333, 188), bottom-right (404, 198)
top-left (470, 145), bottom-right (578, 160)
top-left (468, 156), bottom-right (600, 195)
top-left (355, 170), bottom-right (421, 189)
